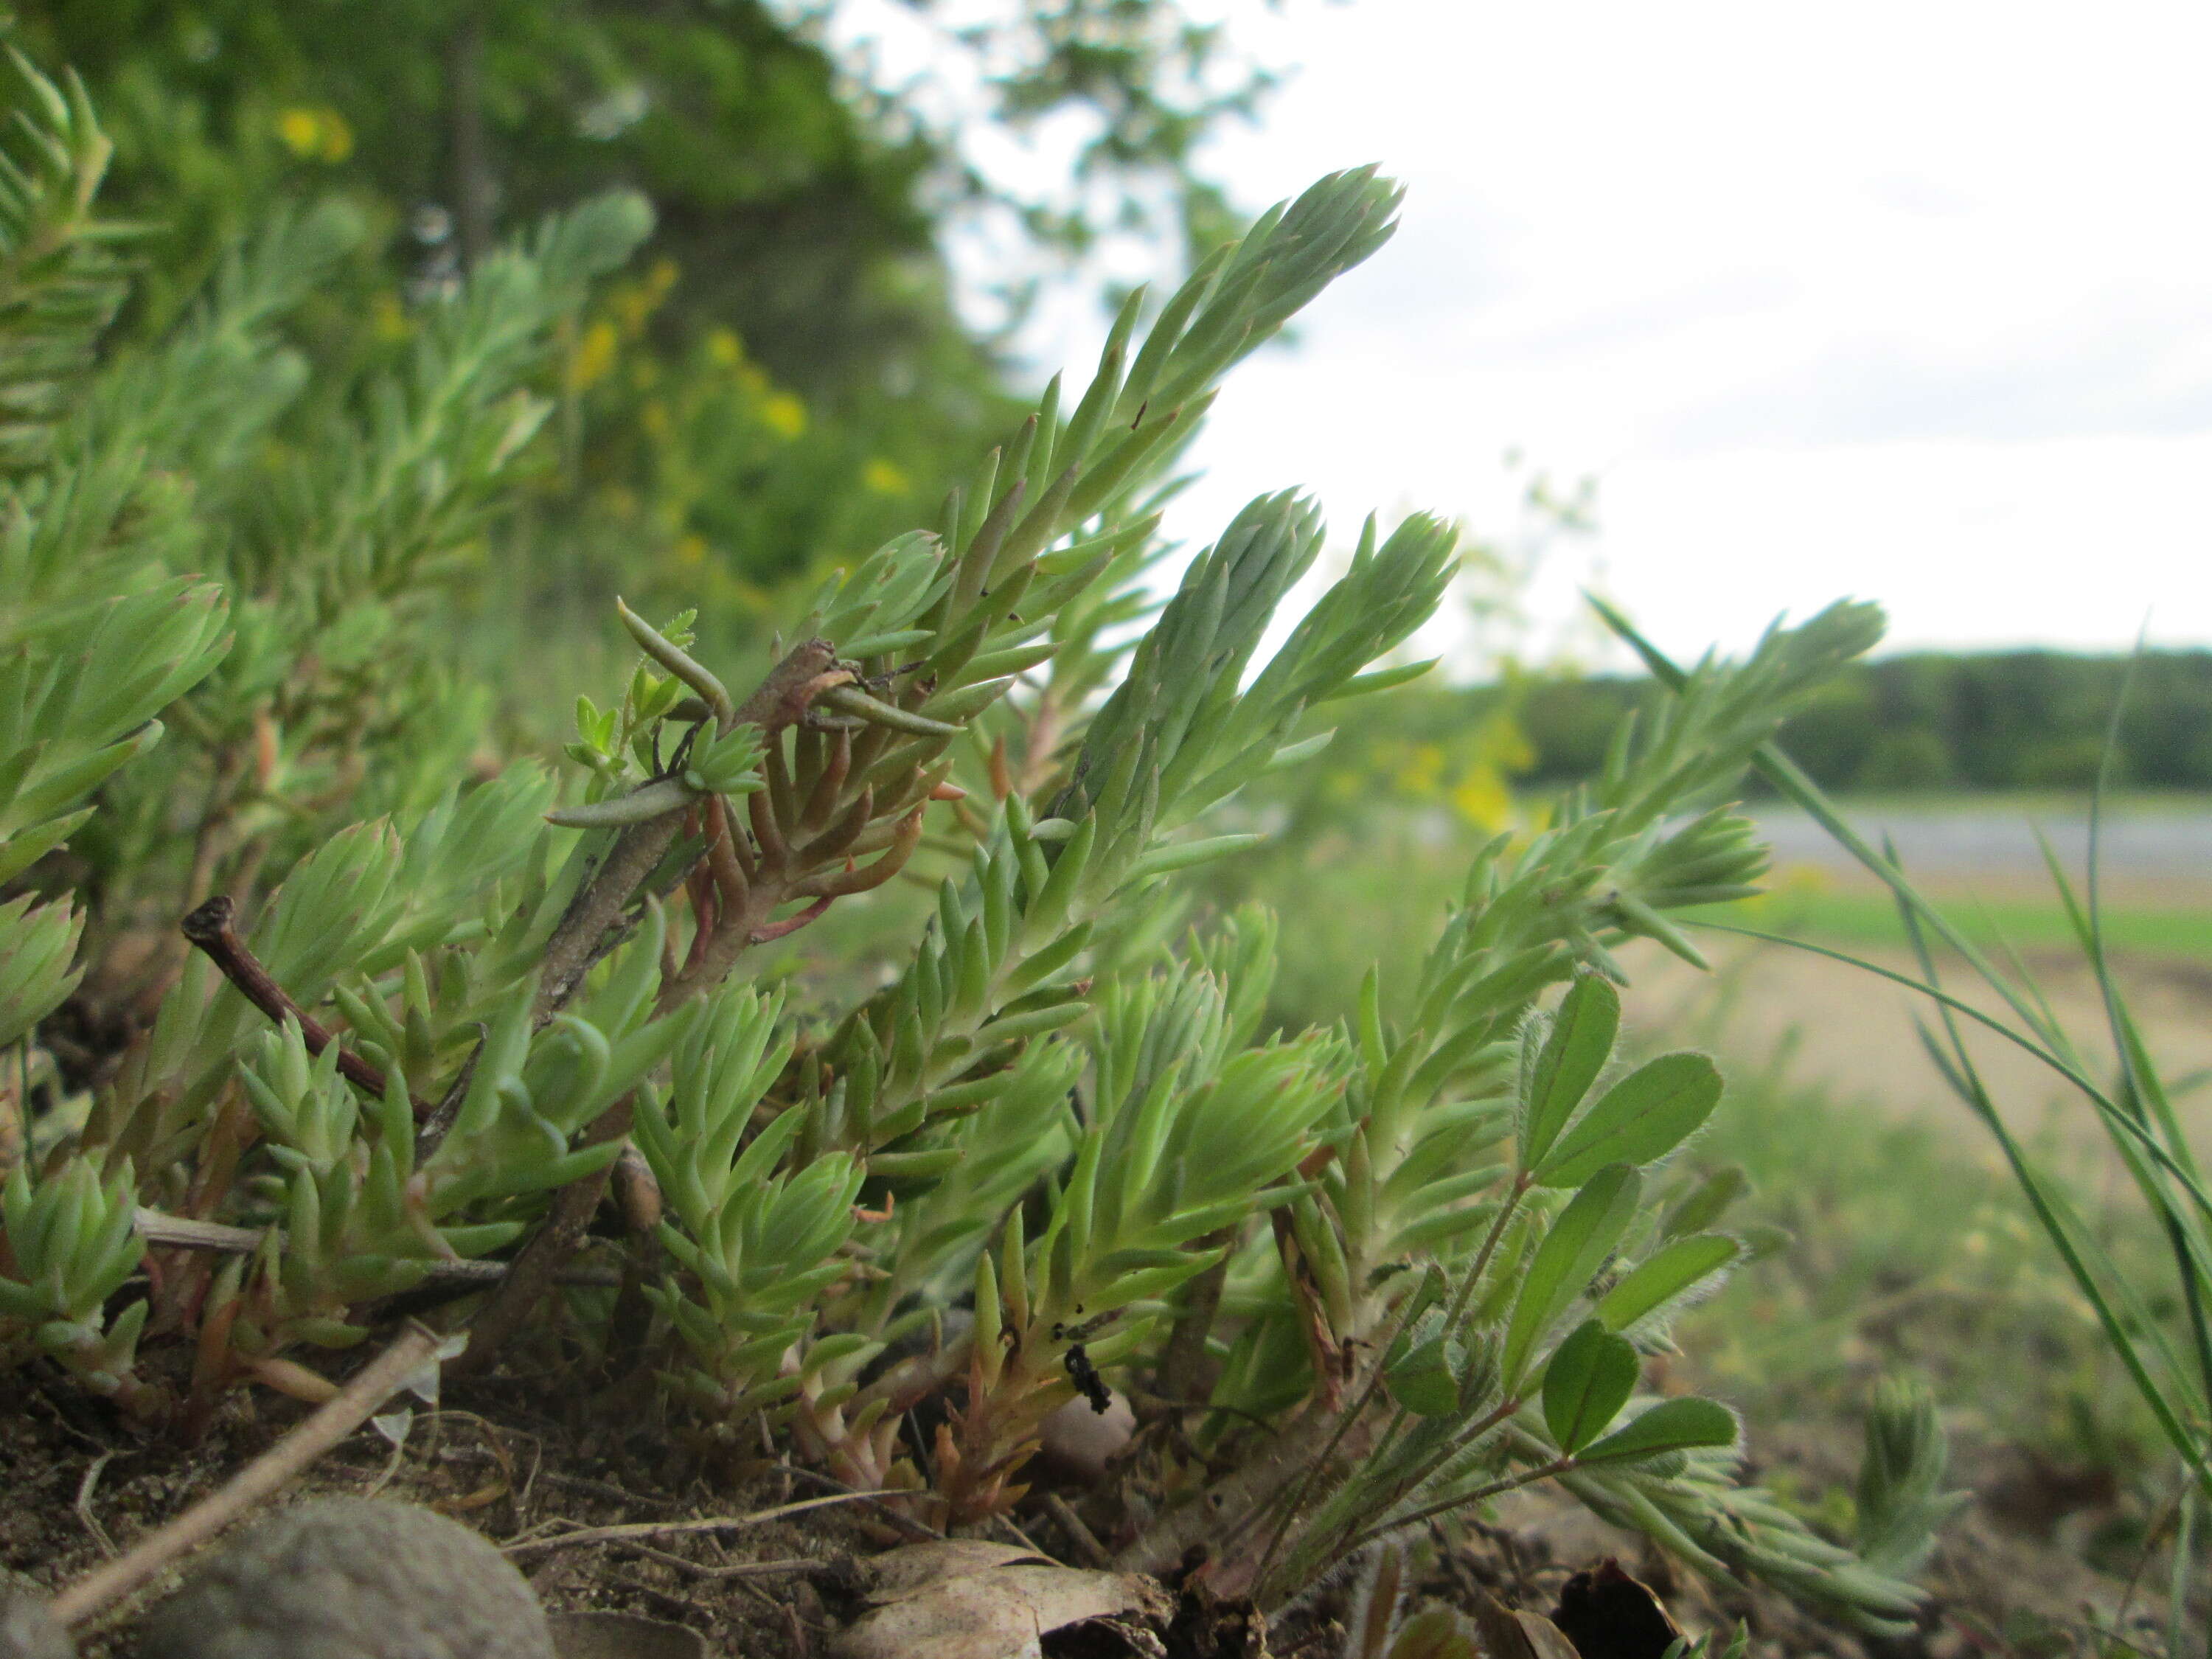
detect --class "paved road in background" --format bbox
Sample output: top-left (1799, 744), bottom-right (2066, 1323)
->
top-left (1747, 804), bottom-right (2212, 878)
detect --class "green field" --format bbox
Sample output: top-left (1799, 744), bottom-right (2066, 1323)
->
top-left (1228, 797), bottom-right (2212, 1036)
top-left (1686, 880), bottom-right (2212, 961)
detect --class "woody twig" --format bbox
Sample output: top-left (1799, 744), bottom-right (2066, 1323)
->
top-left (181, 897), bottom-right (431, 1119)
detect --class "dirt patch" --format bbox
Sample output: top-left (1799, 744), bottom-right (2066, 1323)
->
top-left (1264, 1423), bottom-right (2206, 1659)
top-left (1621, 931), bottom-right (2212, 1160)
top-left (0, 1370), bottom-right (877, 1658)
top-left (5, 1357), bottom-right (2199, 1659)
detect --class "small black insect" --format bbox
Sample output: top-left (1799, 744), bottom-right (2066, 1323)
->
top-left (1051, 1308), bottom-right (1109, 1344)
top-left (1063, 1342), bottom-right (1110, 1415)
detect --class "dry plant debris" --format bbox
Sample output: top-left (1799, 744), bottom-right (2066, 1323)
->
top-left (823, 1539), bottom-right (1172, 1659)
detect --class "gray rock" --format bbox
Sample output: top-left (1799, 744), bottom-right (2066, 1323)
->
top-left (0, 1569), bottom-right (74, 1659)
top-left (137, 1499), bottom-right (552, 1659)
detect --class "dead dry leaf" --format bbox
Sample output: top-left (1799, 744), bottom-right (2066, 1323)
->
top-left (846, 1540), bottom-right (1043, 1599)
top-left (547, 1610), bottom-right (713, 1659)
top-left (830, 1540), bottom-right (1172, 1659)
top-left (1549, 1560), bottom-right (1686, 1659)
top-left (1462, 1582), bottom-right (1582, 1659)
top-left (1384, 1606), bottom-right (1476, 1659)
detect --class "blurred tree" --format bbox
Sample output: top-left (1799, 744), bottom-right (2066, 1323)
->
top-left (16, 0), bottom-right (1277, 616)
top-left (20, 0), bottom-right (1266, 366)
top-left (1511, 650), bottom-right (2212, 796)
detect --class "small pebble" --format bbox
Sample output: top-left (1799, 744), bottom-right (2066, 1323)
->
top-left (0, 1569), bottom-right (73, 1659)
top-left (137, 1498), bottom-right (552, 1659)
top-left (1037, 1388), bottom-right (1135, 1484)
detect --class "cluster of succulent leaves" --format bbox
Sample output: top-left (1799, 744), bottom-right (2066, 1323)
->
top-left (0, 43), bottom-right (1947, 1629)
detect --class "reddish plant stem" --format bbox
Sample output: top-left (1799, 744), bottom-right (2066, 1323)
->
top-left (529, 641), bottom-right (838, 1022)
top-left (747, 894), bottom-right (833, 944)
top-left (453, 641), bottom-right (848, 1377)
top-left (701, 793), bottom-right (748, 909)
top-left (681, 854), bottom-right (720, 978)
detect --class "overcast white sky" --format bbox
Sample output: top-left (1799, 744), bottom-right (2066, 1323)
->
top-left (831, 0), bottom-right (2212, 665)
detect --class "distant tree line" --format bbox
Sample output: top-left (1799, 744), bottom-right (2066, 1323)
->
top-left (1517, 649), bottom-right (2212, 793)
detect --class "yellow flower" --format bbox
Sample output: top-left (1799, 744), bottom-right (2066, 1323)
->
top-left (607, 260), bottom-right (681, 338)
top-left (316, 111), bottom-right (354, 163)
top-left (369, 292), bottom-right (411, 344)
top-left (760, 392), bottom-right (807, 439)
top-left (706, 327), bottom-right (744, 368)
top-left (275, 108), bottom-right (320, 156)
top-left (611, 288), bottom-right (653, 336)
top-left (1403, 742), bottom-right (1446, 795)
top-left (567, 320), bottom-right (617, 392)
top-left (1492, 723), bottom-right (1536, 773)
top-left (1450, 771), bottom-right (1512, 830)
top-left (675, 533), bottom-right (708, 566)
top-left (276, 107), bottom-right (352, 163)
top-left (861, 458), bottom-right (909, 495)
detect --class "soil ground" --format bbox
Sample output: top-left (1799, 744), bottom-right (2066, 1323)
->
top-left (1630, 864), bottom-right (2212, 1160)
top-left (5, 1324), bottom-right (2202, 1659)
top-left (0, 1367), bottom-right (885, 1658)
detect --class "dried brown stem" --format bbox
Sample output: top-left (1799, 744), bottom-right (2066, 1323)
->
top-left (532, 819), bottom-right (691, 1021)
top-left (446, 1099), bottom-right (633, 1377)
top-left (1040, 1492), bottom-right (1110, 1569)
top-left (1159, 1228), bottom-right (1235, 1408)
top-left (771, 1464), bottom-right (941, 1543)
top-left (130, 1207), bottom-right (621, 1288)
top-left (181, 897), bottom-right (431, 1118)
top-left (594, 1545), bottom-right (818, 1581)
top-left (498, 1491), bottom-right (890, 1559)
top-left (604, 1145), bottom-right (664, 1367)
top-left (0, 1087), bottom-right (21, 1183)
top-left (412, 1037), bottom-right (484, 1164)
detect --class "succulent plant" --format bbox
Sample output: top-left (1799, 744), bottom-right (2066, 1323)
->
top-left (0, 38), bottom-right (1945, 1630)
